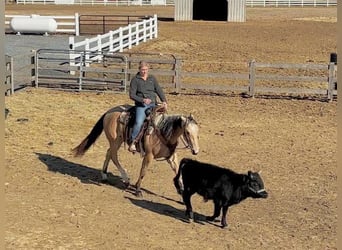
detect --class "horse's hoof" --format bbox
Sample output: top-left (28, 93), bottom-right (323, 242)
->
top-left (206, 216), bottom-right (215, 222)
top-left (135, 190), bottom-right (143, 198)
top-left (123, 182), bottom-right (130, 189)
top-left (101, 172), bottom-right (108, 182)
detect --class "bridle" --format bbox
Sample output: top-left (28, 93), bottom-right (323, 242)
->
top-left (179, 117), bottom-right (197, 152)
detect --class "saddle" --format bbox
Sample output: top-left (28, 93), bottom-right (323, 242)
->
top-left (120, 105), bottom-right (166, 155)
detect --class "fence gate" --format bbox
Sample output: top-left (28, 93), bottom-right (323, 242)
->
top-left (79, 14), bottom-right (150, 35)
top-left (34, 49), bottom-right (129, 92)
top-left (33, 49), bottom-right (179, 93)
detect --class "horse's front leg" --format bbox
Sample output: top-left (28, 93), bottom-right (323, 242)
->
top-left (134, 153), bottom-right (153, 197)
top-left (167, 153), bottom-right (183, 194)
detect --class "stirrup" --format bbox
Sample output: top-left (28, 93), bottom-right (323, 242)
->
top-left (128, 143), bottom-right (137, 152)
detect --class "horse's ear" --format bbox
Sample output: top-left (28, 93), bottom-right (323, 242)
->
top-left (180, 116), bottom-right (187, 127)
top-left (189, 113), bottom-right (194, 120)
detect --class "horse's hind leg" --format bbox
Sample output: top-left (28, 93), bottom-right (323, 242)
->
top-left (101, 148), bottom-right (111, 181)
top-left (110, 146), bottom-right (130, 185)
top-left (101, 146), bottom-right (130, 185)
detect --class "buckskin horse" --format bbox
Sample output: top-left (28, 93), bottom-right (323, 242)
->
top-left (73, 104), bottom-right (200, 196)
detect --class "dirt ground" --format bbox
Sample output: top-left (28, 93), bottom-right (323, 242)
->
top-left (5, 5), bottom-right (337, 250)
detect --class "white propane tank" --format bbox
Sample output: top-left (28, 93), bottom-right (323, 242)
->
top-left (10, 15), bottom-right (57, 35)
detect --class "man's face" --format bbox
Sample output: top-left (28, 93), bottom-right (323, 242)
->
top-left (140, 66), bottom-right (149, 77)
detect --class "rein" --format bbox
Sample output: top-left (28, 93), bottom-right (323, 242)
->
top-left (152, 114), bottom-right (190, 153)
top-left (179, 118), bottom-right (194, 151)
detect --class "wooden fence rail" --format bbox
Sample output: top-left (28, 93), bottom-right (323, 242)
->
top-left (248, 60), bottom-right (336, 100)
top-left (7, 49), bottom-right (337, 101)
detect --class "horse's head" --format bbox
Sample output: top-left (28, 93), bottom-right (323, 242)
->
top-left (182, 114), bottom-right (200, 155)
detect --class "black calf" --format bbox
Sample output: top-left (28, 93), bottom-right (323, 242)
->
top-left (174, 158), bottom-right (268, 228)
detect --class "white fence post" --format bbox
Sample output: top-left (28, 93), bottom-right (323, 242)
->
top-left (69, 36), bottom-right (76, 75)
top-left (128, 24), bottom-right (132, 49)
top-left (97, 34), bottom-right (102, 52)
top-left (143, 19), bottom-right (147, 42)
top-left (75, 12), bottom-right (79, 36)
top-left (136, 23), bottom-right (140, 46)
top-left (85, 39), bottom-right (90, 66)
top-left (154, 14), bottom-right (158, 38)
top-left (109, 31), bottom-right (114, 51)
top-left (119, 27), bottom-right (123, 52)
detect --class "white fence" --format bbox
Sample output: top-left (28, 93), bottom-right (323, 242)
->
top-left (69, 14), bottom-right (157, 66)
top-left (15, 0), bottom-right (175, 5)
top-left (14, 0), bottom-right (336, 6)
top-left (5, 13), bottom-right (79, 35)
top-left (247, 0), bottom-right (336, 7)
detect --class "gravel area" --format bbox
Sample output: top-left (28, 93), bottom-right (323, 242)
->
top-left (5, 34), bottom-right (70, 56)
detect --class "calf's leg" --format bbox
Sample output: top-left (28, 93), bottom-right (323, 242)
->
top-left (206, 199), bottom-right (222, 222)
top-left (182, 190), bottom-right (194, 222)
top-left (220, 205), bottom-right (229, 228)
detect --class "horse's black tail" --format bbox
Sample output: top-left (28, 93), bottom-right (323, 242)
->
top-left (72, 113), bottom-right (106, 157)
top-left (174, 158), bottom-right (189, 195)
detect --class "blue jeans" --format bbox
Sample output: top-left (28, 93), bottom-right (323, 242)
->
top-left (131, 103), bottom-right (155, 142)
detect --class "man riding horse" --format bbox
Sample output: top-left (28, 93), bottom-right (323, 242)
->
top-left (73, 61), bottom-right (199, 196)
top-left (128, 61), bottom-right (168, 153)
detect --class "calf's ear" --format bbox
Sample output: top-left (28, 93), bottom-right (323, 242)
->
top-left (248, 171), bottom-right (255, 180)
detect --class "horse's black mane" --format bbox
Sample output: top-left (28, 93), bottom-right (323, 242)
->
top-left (156, 114), bottom-right (181, 141)
top-left (155, 114), bottom-right (198, 141)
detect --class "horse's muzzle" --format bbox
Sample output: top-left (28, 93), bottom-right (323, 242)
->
top-left (192, 149), bottom-right (199, 155)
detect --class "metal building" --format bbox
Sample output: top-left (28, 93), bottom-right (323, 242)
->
top-left (174, 0), bottom-right (246, 22)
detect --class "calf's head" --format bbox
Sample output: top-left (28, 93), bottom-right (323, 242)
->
top-left (246, 171), bottom-right (268, 199)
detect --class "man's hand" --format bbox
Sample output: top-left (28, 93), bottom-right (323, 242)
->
top-left (143, 98), bottom-right (152, 105)
top-left (162, 102), bottom-right (168, 110)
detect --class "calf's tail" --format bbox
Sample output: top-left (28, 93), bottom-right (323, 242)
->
top-left (174, 158), bottom-right (190, 195)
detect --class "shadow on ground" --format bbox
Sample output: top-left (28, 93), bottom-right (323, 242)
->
top-left (35, 152), bottom-right (127, 189)
top-left (126, 196), bottom-right (222, 228)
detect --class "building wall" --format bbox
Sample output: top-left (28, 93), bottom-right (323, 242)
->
top-left (228, 0), bottom-right (246, 22)
top-left (174, 0), bottom-right (193, 21)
